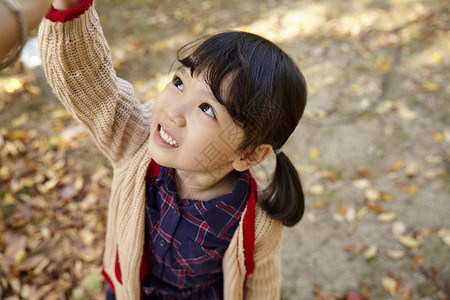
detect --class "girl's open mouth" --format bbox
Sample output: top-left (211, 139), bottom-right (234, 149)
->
top-left (158, 125), bottom-right (179, 147)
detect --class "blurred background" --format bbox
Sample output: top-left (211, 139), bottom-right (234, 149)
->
top-left (0, 0), bottom-right (449, 299)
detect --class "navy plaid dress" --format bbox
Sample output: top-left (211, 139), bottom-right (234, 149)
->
top-left (142, 163), bottom-right (249, 299)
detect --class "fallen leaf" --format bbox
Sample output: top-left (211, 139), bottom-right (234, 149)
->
top-left (367, 204), bottom-right (385, 213)
top-left (390, 160), bottom-right (404, 172)
top-left (12, 113), bottom-right (29, 128)
top-left (80, 229), bottom-right (95, 246)
top-left (60, 184), bottom-right (78, 199)
top-left (2, 193), bottom-right (17, 205)
top-left (437, 229), bottom-right (450, 246)
top-left (5, 78), bottom-right (23, 93)
top-left (310, 148), bottom-right (320, 160)
top-left (382, 276), bottom-right (398, 296)
top-left (396, 104), bottom-right (418, 120)
top-left (345, 244), bottom-right (366, 254)
top-left (386, 249), bottom-right (407, 260)
top-left (411, 255), bottom-right (424, 270)
top-left (365, 187), bottom-right (380, 202)
top-left (364, 244), bottom-right (378, 260)
top-left (309, 184), bottom-right (325, 196)
top-left (377, 212), bottom-right (397, 223)
top-left (397, 235), bottom-right (420, 249)
top-left (420, 81), bottom-right (441, 92)
top-left (306, 212), bottom-right (316, 222)
top-left (346, 291), bottom-right (367, 300)
top-left (353, 179), bottom-right (370, 190)
top-left (392, 221), bottom-right (406, 236)
top-left (432, 131), bottom-right (444, 143)
top-left (407, 184), bottom-right (417, 196)
top-left (376, 56), bottom-right (391, 72)
top-left (405, 162), bottom-right (419, 177)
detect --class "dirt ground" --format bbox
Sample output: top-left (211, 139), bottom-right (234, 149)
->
top-left (0, 0), bottom-right (449, 299)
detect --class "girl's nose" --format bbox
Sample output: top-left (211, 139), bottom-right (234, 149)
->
top-left (165, 103), bottom-right (186, 127)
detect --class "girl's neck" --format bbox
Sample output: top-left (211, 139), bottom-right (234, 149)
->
top-left (175, 168), bottom-right (240, 201)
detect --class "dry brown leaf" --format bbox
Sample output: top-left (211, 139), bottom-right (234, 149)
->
top-left (411, 255), bottom-right (424, 270)
top-left (345, 244), bottom-right (366, 254)
top-left (367, 204), bottom-right (385, 214)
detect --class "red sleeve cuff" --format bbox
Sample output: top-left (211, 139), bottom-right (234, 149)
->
top-left (45, 0), bottom-right (94, 23)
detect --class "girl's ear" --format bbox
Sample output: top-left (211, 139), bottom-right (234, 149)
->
top-left (232, 144), bottom-right (273, 172)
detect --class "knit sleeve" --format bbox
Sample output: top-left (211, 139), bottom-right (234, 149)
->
top-left (38, 4), bottom-right (152, 167)
top-left (244, 207), bottom-right (284, 299)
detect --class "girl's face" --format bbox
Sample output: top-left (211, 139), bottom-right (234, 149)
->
top-left (147, 67), bottom-right (246, 180)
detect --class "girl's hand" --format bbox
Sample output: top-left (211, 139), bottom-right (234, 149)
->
top-left (52, 0), bottom-right (83, 11)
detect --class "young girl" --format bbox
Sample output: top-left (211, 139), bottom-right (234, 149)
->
top-left (39, 0), bottom-right (307, 299)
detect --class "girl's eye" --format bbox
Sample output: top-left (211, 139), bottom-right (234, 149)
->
top-left (200, 103), bottom-right (216, 118)
top-left (172, 76), bottom-right (184, 91)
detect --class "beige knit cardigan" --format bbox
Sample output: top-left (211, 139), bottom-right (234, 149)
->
top-left (38, 3), bottom-right (284, 299)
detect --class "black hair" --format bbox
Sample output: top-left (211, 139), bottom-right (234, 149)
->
top-left (177, 31), bottom-right (307, 226)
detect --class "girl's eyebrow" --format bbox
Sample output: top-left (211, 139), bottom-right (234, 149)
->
top-left (178, 67), bottom-right (191, 78)
top-left (178, 66), bottom-right (223, 106)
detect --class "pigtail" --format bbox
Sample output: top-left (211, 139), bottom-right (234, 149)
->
top-left (260, 152), bottom-right (305, 227)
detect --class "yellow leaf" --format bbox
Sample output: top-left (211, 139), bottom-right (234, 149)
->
top-left (390, 160), bottom-right (404, 171)
top-left (382, 277), bottom-right (398, 296)
top-left (11, 113), bottom-right (29, 128)
top-left (433, 131), bottom-right (444, 143)
top-left (380, 192), bottom-right (393, 202)
top-left (5, 78), bottom-right (23, 93)
top-left (3, 193), bottom-right (17, 205)
top-left (14, 249), bottom-right (27, 263)
top-left (75, 176), bottom-right (84, 191)
top-left (405, 162), bottom-right (419, 177)
top-left (420, 81), bottom-right (440, 92)
top-left (397, 235), bottom-right (420, 249)
top-left (133, 80), bottom-right (145, 90)
top-left (7, 129), bottom-right (28, 140)
top-left (376, 57), bottom-right (391, 72)
top-left (313, 201), bottom-right (326, 209)
top-left (310, 148), bottom-right (320, 160)
top-left (364, 244), bottom-right (378, 260)
top-left (407, 184), bottom-right (417, 196)
top-left (431, 53), bottom-right (442, 64)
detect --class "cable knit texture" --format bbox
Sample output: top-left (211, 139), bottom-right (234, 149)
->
top-left (38, 2), bottom-right (283, 299)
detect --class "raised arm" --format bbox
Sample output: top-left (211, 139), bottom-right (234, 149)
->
top-left (39, 0), bottom-right (153, 167)
top-left (0, 0), bottom-right (52, 65)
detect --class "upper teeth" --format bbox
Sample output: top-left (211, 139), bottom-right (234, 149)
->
top-left (160, 126), bottom-right (179, 147)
